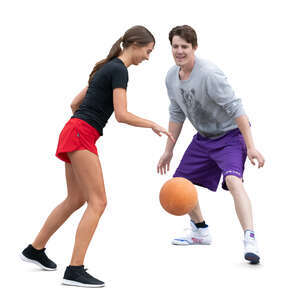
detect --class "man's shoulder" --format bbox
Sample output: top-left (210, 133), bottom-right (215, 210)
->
top-left (197, 58), bottom-right (222, 77)
top-left (165, 65), bottom-right (179, 84)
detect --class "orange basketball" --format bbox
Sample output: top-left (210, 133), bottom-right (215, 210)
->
top-left (159, 177), bottom-right (197, 216)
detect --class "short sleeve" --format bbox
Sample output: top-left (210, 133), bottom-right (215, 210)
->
top-left (112, 64), bottom-right (128, 90)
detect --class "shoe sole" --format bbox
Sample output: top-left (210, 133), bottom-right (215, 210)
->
top-left (20, 253), bottom-right (57, 271)
top-left (172, 240), bottom-right (212, 246)
top-left (62, 279), bottom-right (105, 288)
top-left (244, 252), bottom-right (260, 264)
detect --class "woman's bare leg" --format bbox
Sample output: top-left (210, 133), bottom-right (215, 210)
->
top-left (32, 163), bottom-right (86, 250)
top-left (67, 150), bottom-right (107, 266)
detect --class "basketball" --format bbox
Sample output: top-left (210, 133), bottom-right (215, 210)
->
top-left (159, 177), bottom-right (197, 216)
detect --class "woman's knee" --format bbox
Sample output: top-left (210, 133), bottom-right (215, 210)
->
top-left (66, 196), bottom-right (86, 210)
top-left (88, 195), bottom-right (107, 214)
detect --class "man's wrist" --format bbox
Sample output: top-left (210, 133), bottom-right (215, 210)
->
top-left (164, 149), bottom-right (173, 155)
top-left (246, 145), bottom-right (256, 151)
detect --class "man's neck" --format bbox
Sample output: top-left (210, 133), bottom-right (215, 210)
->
top-left (179, 56), bottom-right (196, 79)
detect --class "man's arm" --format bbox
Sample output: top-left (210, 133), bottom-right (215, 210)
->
top-left (206, 69), bottom-right (265, 168)
top-left (206, 69), bottom-right (245, 119)
top-left (157, 121), bottom-right (184, 174)
top-left (164, 121), bottom-right (184, 153)
top-left (235, 115), bottom-right (265, 168)
top-left (157, 76), bottom-right (186, 174)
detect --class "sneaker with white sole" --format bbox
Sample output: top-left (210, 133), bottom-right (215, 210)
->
top-left (62, 265), bottom-right (105, 288)
top-left (21, 244), bottom-right (57, 271)
top-left (172, 221), bottom-right (212, 245)
top-left (244, 230), bottom-right (260, 264)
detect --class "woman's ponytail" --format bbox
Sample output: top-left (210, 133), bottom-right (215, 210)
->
top-left (88, 26), bottom-right (155, 85)
top-left (88, 37), bottom-right (123, 85)
top-left (107, 37), bottom-right (123, 61)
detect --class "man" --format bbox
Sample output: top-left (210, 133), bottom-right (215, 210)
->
top-left (157, 25), bottom-right (265, 264)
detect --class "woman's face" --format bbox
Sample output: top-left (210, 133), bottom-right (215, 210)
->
top-left (131, 42), bottom-right (155, 65)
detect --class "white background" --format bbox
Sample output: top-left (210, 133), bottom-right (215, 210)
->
top-left (1, 0), bottom-right (299, 298)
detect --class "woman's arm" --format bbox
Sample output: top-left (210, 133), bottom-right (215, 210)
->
top-left (70, 86), bottom-right (88, 114)
top-left (113, 88), bottom-right (174, 141)
top-left (235, 115), bottom-right (265, 168)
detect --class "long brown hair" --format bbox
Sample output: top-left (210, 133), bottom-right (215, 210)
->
top-left (88, 25), bottom-right (155, 85)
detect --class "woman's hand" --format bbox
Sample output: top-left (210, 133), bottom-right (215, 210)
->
top-left (152, 123), bottom-right (175, 143)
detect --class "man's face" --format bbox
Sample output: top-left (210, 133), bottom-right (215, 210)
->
top-left (171, 35), bottom-right (197, 67)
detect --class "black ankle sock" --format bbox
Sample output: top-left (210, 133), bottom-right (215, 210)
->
top-left (194, 221), bottom-right (208, 228)
top-left (29, 244), bottom-right (45, 252)
top-left (68, 265), bottom-right (84, 269)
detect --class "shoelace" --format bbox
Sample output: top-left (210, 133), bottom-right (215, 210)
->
top-left (184, 227), bottom-right (196, 232)
top-left (81, 268), bottom-right (95, 279)
top-left (180, 227), bottom-right (198, 238)
top-left (36, 249), bottom-right (47, 257)
top-left (244, 239), bottom-right (258, 252)
top-left (77, 268), bottom-right (88, 274)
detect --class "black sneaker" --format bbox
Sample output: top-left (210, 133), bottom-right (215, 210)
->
top-left (21, 244), bottom-right (57, 271)
top-left (62, 265), bottom-right (105, 288)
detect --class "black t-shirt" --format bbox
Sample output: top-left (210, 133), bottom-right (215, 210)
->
top-left (72, 58), bottom-right (128, 135)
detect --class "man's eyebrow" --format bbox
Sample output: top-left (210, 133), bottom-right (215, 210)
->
top-left (172, 44), bottom-right (188, 46)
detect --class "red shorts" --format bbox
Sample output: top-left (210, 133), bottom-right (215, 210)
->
top-left (55, 118), bottom-right (101, 163)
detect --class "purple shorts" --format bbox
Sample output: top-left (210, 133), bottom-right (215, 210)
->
top-left (173, 128), bottom-right (247, 192)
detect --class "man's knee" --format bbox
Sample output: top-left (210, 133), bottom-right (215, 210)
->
top-left (225, 175), bottom-right (243, 190)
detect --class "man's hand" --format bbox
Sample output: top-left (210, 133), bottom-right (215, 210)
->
top-left (157, 151), bottom-right (173, 174)
top-left (247, 148), bottom-right (265, 168)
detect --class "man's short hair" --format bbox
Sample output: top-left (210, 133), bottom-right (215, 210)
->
top-left (169, 25), bottom-right (198, 48)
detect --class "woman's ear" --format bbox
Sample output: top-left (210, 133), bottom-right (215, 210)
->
top-left (131, 42), bottom-right (139, 49)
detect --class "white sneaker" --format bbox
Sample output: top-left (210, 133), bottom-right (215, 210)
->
top-left (244, 230), bottom-right (260, 264)
top-left (172, 221), bottom-right (212, 245)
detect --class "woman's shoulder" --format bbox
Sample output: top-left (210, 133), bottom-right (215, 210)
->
top-left (93, 58), bottom-right (128, 82)
top-left (105, 58), bottom-right (128, 73)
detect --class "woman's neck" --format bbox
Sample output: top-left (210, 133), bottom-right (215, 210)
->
top-left (118, 51), bottom-right (132, 67)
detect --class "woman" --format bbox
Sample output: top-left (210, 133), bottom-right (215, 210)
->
top-left (21, 25), bottom-right (174, 288)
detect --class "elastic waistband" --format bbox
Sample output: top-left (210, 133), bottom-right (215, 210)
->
top-left (196, 127), bottom-right (241, 141)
